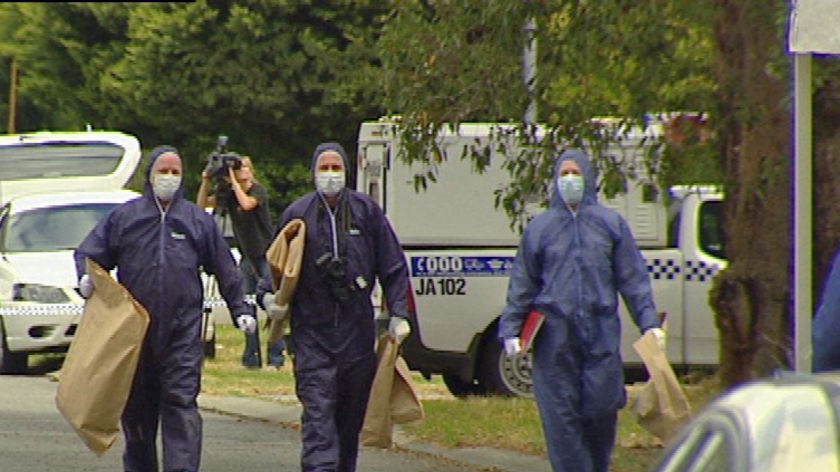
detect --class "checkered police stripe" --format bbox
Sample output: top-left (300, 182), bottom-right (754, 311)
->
top-left (646, 258), bottom-right (720, 282)
top-left (0, 295), bottom-right (255, 316)
top-left (0, 303), bottom-right (84, 316)
top-left (684, 260), bottom-right (720, 282)
top-left (647, 258), bottom-right (681, 280)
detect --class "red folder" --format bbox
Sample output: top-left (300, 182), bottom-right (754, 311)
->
top-left (519, 310), bottom-right (545, 351)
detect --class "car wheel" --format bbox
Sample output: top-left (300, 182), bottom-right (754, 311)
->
top-left (0, 319), bottom-right (28, 375)
top-left (479, 336), bottom-right (534, 397)
top-left (442, 373), bottom-right (486, 398)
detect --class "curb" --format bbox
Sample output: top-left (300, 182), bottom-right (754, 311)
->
top-left (197, 394), bottom-right (549, 472)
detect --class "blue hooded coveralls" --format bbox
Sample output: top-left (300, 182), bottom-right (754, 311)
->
top-left (813, 249), bottom-right (840, 371)
top-left (257, 142), bottom-right (410, 472)
top-left (498, 149), bottom-right (660, 472)
top-left (74, 145), bottom-right (251, 472)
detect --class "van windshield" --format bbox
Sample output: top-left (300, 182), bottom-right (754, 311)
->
top-left (699, 200), bottom-right (725, 260)
top-left (666, 198), bottom-right (726, 260)
top-left (0, 142), bottom-right (125, 181)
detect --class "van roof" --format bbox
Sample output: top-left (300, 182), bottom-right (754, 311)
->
top-left (669, 185), bottom-right (725, 200)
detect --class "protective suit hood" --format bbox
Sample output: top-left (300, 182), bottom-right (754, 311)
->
top-left (144, 145), bottom-right (185, 202)
top-left (549, 148), bottom-right (598, 210)
top-left (310, 142), bottom-right (353, 193)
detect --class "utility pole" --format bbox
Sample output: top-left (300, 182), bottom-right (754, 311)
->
top-left (522, 18), bottom-right (537, 127)
top-left (8, 57), bottom-right (18, 134)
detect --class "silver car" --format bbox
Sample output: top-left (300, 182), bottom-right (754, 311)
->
top-left (0, 190), bottom-right (141, 373)
top-left (652, 371), bottom-right (840, 472)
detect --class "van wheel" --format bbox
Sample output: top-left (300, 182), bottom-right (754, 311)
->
top-left (442, 373), bottom-right (486, 398)
top-left (479, 337), bottom-right (533, 397)
top-left (0, 320), bottom-right (28, 375)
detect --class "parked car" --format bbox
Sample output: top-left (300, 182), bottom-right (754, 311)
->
top-left (652, 371), bottom-right (840, 472)
top-left (0, 189), bottom-right (141, 373)
top-left (0, 130), bottom-right (142, 374)
top-left (0, 130), bottom-right (236, 373)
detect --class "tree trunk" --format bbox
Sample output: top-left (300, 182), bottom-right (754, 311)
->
top-left (710, 2), bottom-right (791, 386)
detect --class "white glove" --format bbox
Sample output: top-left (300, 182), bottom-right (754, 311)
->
top-left (261, 293), bottom-right (288, 321)
top-left (267, 303), bottom-right (288, 321)
top-left (648, 327), bottom-right (666, 352)
top-left (261, 292), bottom-right (276, 311)
top-left (503, 337), bottom-right (522, 356)
top-left (388, 317), bottom-right (411, 343)
top-left (236, 314), bottom-right (257, 334)
top-left (78, 274), bottom-right (93, 299)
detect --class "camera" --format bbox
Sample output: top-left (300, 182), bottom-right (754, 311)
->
top-left (204, 135), bottom-right (243, 180)
top-left (316, 252), bottom-right (353, 303)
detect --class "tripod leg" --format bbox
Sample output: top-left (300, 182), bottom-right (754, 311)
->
top-left (241, 306), bottom-right (262, 368)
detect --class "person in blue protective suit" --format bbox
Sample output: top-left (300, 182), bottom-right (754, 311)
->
top-left (498, 149), bottom-right (665, 472)
top-left (257, 142), bottom-right (411, 472)
top-left (813, 249), bottom-right (840, 371)
top-left (74, 145), bottom-right (257, 472)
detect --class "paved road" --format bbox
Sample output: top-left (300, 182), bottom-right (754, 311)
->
top-left (0, 374), bottom-right (540, 472)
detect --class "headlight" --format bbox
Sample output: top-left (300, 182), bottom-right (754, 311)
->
top-left (12, 283), bottom-right (71, 303)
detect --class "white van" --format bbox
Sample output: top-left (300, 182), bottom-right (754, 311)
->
top-left (357, 120), bottom-right (726, 397)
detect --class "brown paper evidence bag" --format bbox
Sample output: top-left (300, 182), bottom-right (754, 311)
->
top-left (629, 329), bottom-right (693, 442)
top-left (264, 218), bottom-right (306, 344)
top-left (55, 258), bottom-right (150, 456)
top-left (361, 334), bottom-right (425, 448)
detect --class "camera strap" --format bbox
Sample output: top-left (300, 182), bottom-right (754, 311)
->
top-left (316, 195), bottom-right (363, 304)
top-left (317, 193), bottom-right (351, 261)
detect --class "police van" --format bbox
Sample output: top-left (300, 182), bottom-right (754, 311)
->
top-left (356, 119), bottom-right (725, 397)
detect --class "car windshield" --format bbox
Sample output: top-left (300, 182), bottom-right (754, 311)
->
top-left (1, 203), bottom-right (118, 252)
top-left (0, 142), bottom-right (124, 181)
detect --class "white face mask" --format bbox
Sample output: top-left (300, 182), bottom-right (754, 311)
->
top-left (557, 173), bottom-right (584, 206)
top-left (152, 173), bottom-right (181, 202)
top-left (315, 170), bottom-right (345, 197)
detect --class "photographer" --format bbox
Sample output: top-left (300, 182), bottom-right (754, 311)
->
top-left (197, 153), bottom-right (286, 369)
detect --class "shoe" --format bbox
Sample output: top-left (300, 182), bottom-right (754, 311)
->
top-left (242, 351), bottom-right (262, 368)
top-left (266, 351), bottom-right (285, 368)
